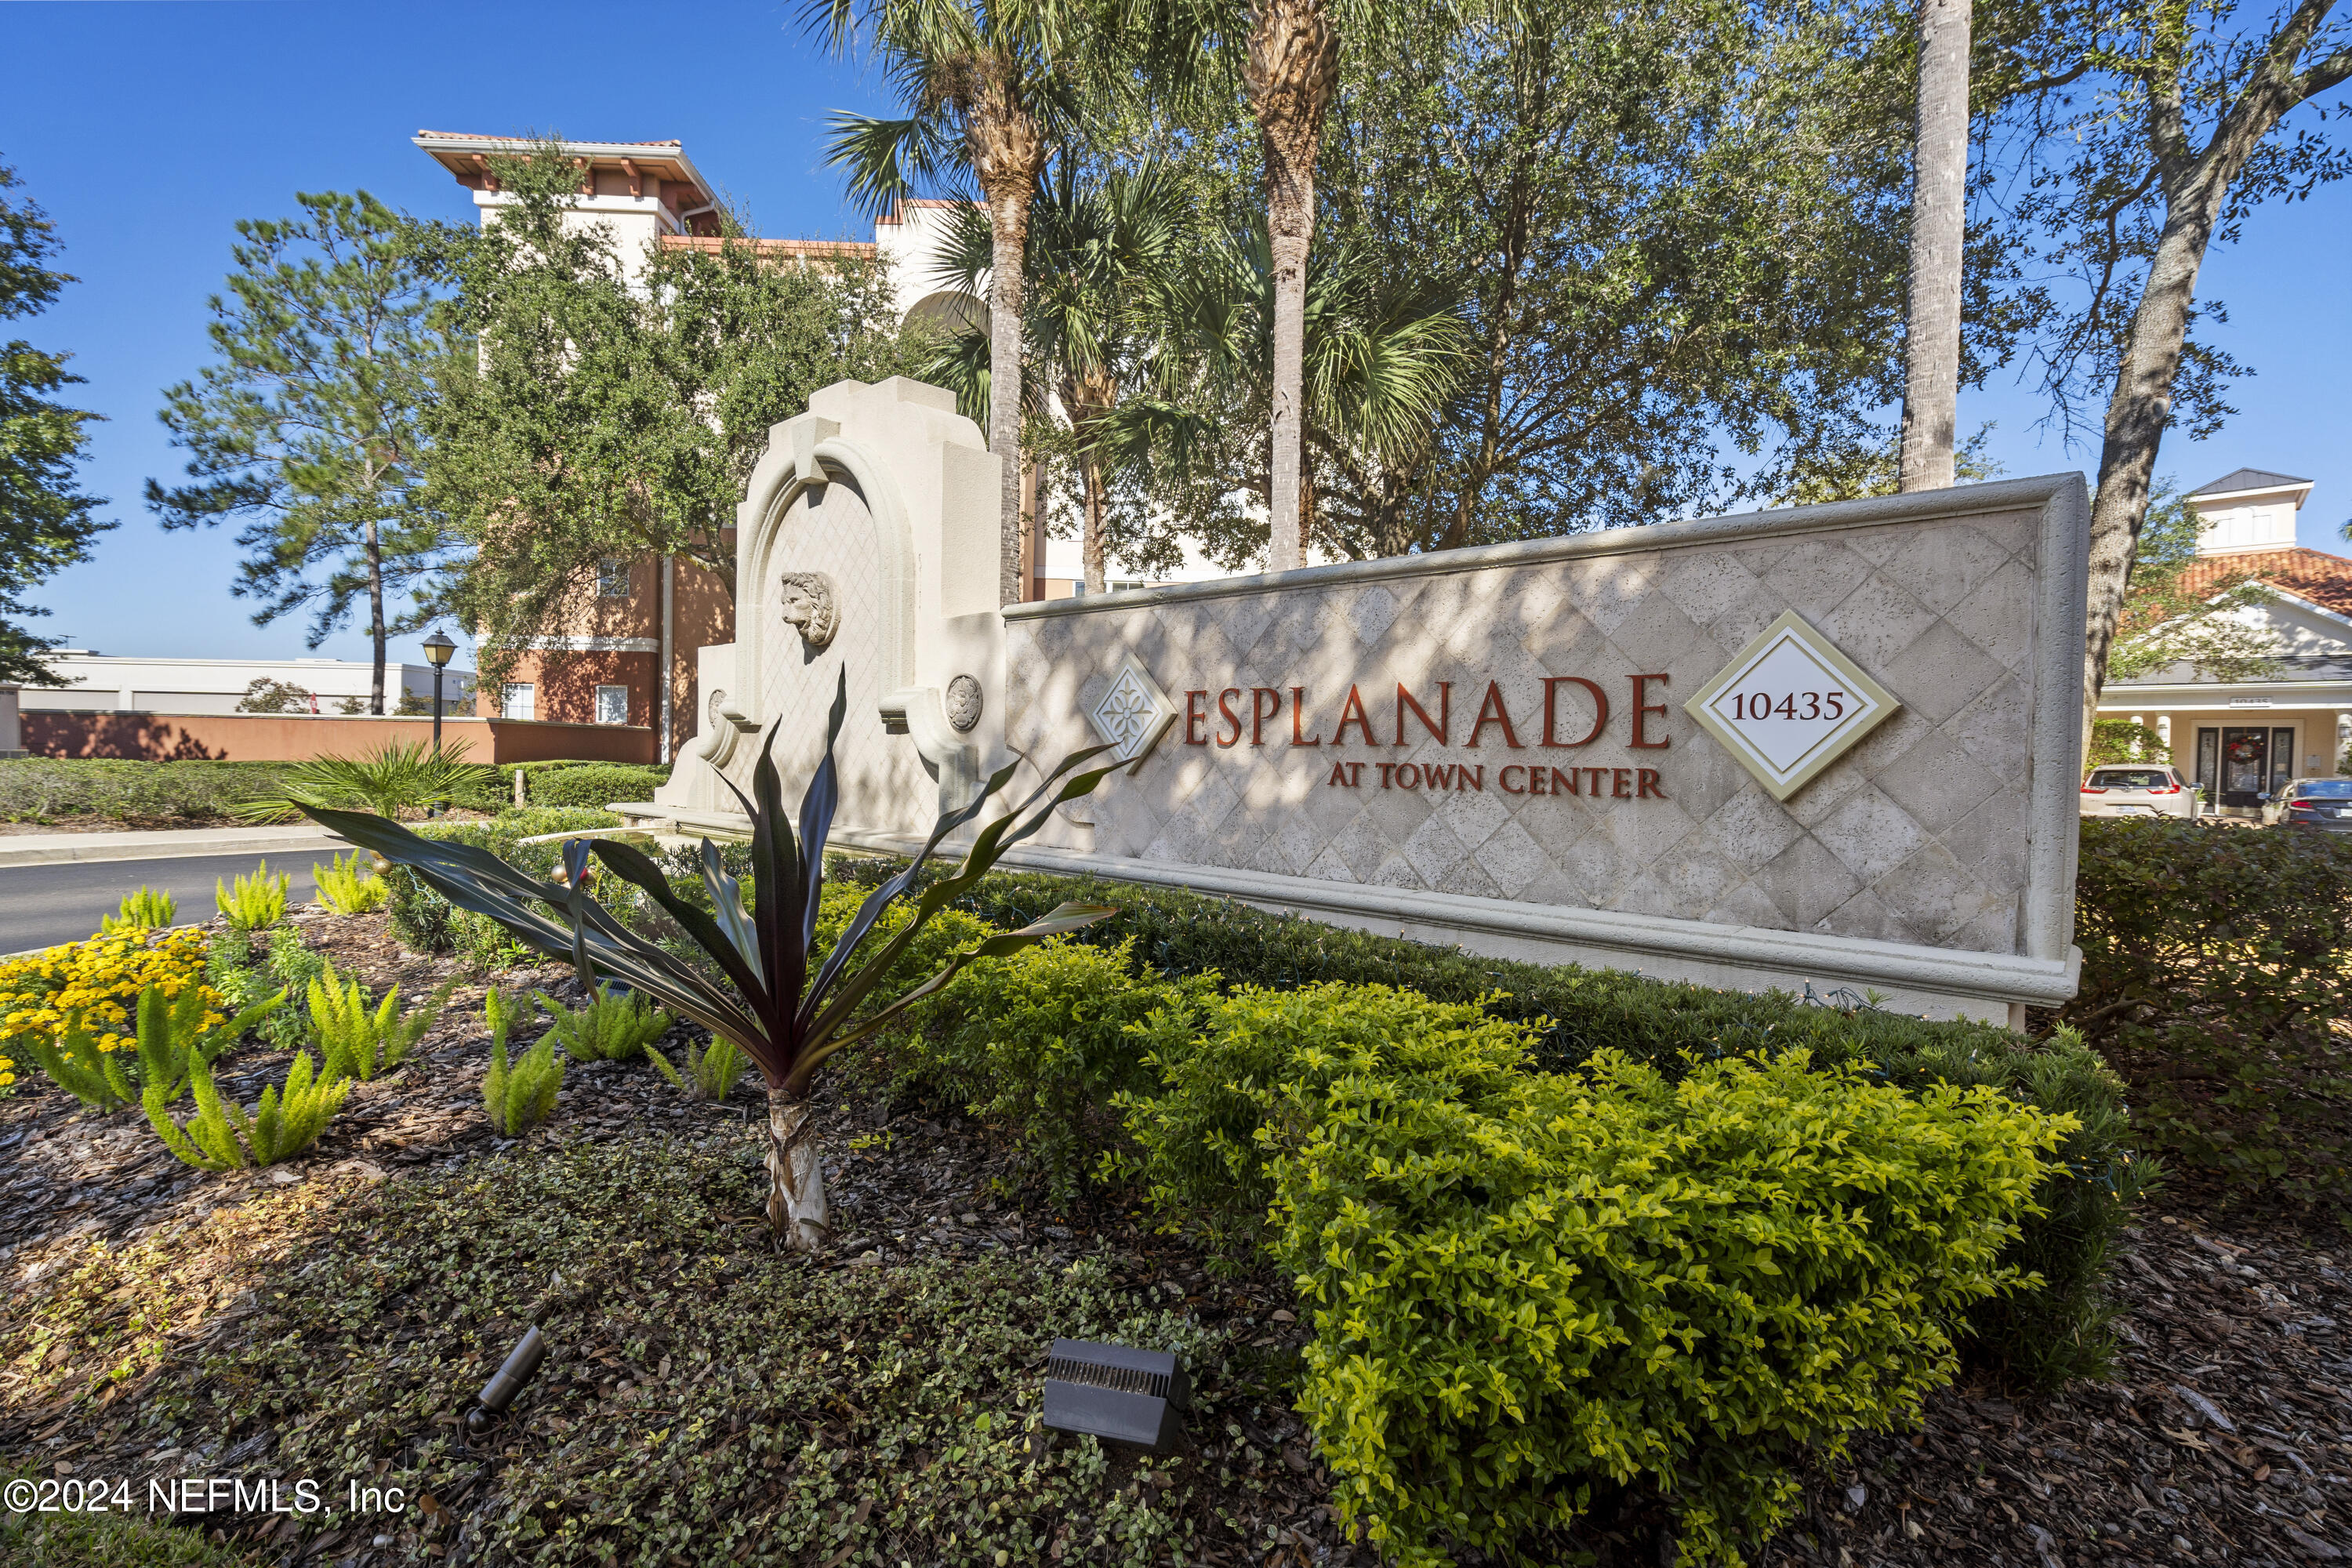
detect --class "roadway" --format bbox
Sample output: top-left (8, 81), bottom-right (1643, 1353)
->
top-left (0, 853), bottom-right (325, 954)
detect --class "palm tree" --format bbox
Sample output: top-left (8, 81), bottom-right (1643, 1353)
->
top-left (809, 0), bottom-right (1109, 605)
top-left (1896, 0), bottom-right (1972, 492)
top-left (1244, 0), bottom-right (1341, 570)
top-left (1102, 215), bottom-right (1467, 562)
top-left (929, 159), bottom-right (1192, 590)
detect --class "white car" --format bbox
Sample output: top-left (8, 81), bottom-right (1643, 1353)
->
top-left (2080, 764), bottom-right (2201, 820)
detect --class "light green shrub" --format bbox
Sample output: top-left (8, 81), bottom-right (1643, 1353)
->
top-left (1116, 982), bottom-right (2073, 1566)
top-left (144, 1045), bottom-right (348, 1171)
top-left (533, 984), bottom-right (670, 1062)
top-left (20, 984), bottom-right (281, 1114)
top-left (913, 939), bottom-right (1214, 1199)
top-left (310, 962), bottom-right (452, 1081)
top-left (647, 1033), bottom-right (748, 1103)
top-left (483, 988), bottom-right (563, 1135)
top-left (215, 863), bottom-right (290, 929)
top-left (312, 850), bottom-right (388, 914)
top-left (100, 887), bottom-right (176, 933)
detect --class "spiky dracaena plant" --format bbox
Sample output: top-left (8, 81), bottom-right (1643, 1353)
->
top-left (299, 670), bottom-right (1121, 1247)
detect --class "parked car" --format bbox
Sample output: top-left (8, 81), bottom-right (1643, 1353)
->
top-left (2079, 764), bottom-right (2201, 819)
top-left (2259, 778), bottom-right (2352, 830)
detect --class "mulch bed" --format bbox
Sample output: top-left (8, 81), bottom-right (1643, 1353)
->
top-left (2, 909), bottom-right (2347, 1566)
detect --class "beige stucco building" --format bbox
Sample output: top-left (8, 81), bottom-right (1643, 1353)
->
top-left (2099, 468), bottom-right (2352, 811)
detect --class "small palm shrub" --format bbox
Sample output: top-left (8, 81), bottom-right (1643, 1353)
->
top-left (234, 739), bottom-right (489, 824)
top-left (145, 1044), bottom-right (349, 1170)
top-left (533, 984), bottom-right (672, 1062)
top-left (100, 887), bottom-right (176, 933)
top-left (215, 863), bottom-right (290, 930)
top-left (312, 851), bottom-right (388, 915)
top-left (482, 988), bottom-right (563, 1135)
top-left (648, 1033), bottom-right (748, 1103)
top-left (310, 962), bottom-right (453, 1081)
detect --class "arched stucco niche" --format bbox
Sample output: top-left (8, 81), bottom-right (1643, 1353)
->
top-left (644, 377), bottom-right (1006, 834)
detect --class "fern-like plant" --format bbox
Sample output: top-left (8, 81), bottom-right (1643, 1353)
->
top-left (216, 863), bottom-right (291, 930)
top-left (310, 961), bottom-right (453, 1081)
top-left (145, 1044), bottom-right (349, 1170)
top-left (313, 851), bottom-right (389, 915)
top-left (100, 887), bottom-right (177, 933)
top-left (233, 739), bottom-right (490, 824)
top-left (532, 984), bottom-right (670, 1062)
top-left (482, 987), bottom-right (563, 1135)
top-left (648, 1033), bottom-right (747, 1103)
top-left (23, 984), bottom-right (282, 1112)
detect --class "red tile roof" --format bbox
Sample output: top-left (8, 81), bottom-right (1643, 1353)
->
top-left (2177, 546), bottom-right (2352, 618)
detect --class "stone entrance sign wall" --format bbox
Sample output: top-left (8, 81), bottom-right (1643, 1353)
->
top-left (621, 378), bottom-right (2089, 1025)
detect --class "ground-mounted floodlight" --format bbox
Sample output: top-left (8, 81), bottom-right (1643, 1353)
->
top-left (1040, 1338), bottom-right (1189, 1454)
top-left (464, 1326), bottom-right (547, 1436)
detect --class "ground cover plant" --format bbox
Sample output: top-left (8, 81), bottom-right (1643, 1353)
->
top-left (2067, 818), bottom-right (2352, 1223)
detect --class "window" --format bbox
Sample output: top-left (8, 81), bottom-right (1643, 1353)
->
top-left (594, 684), bottom-right (630, 726)
top-left (500, 683), bottom-right (535, 720)
top-left (597, 558), bottom-right (632, 598)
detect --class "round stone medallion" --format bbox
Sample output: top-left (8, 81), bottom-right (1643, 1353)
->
top-left (945, 674), bottom-right (984, 733)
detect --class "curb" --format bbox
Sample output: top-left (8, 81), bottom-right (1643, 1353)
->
top-left (0, 827), bottom-right (351, 869)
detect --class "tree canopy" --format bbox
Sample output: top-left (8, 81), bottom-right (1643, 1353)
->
top-left (428, 145), bottom-right (918, 686)
top-left (0, 157), bottom-right (111, 686)
top-left (148, 190), bottom-right (460, 714)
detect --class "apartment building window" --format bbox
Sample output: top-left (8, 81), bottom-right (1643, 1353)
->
top-left (597, 558), bottom-right (632, 598)
top-left (500, 683), bottom-right (535, 720)
top-left (594, 685), bottom-right (630, 726)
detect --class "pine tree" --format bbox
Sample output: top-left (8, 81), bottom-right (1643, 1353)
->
top-left (0, 157), bottom-right (112, 685)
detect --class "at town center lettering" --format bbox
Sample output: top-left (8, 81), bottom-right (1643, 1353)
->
top-left (1180, 676), bottom-right (1673, 799)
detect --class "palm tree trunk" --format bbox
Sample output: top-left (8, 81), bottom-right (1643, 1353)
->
top-left (1897, 0), bottom-right (1971, 492)
top-left (985, 185), bottom-right (1031, 608)
top-left (365, 516), bottom-right (387, 716)
top-left (764, 1085), bottom-right (829, 1251)
top-left (1082, 456), bottom-right (1107, 593)
top-left (1247, 0), bottom-right (1340, 575)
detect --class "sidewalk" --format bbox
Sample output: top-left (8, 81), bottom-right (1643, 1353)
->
top-left (0, 824), bottom-right (350, 869)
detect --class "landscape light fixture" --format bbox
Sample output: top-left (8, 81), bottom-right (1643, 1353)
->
top-left (463, 1324), bottom-right (547, 1436)
top-left (1040, 1338), bottom-right (1189, 1454)
top-left (421, 629), bottom-right (457, 813)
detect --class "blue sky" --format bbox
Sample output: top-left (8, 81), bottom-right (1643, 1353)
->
top-left (4, 0), bottom-right (2347, 670)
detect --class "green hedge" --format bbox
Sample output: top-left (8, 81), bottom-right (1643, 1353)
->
top-left (831, 858), bottom-right (2137, 1388)
top-left (1114, 982), bottom-right (2068, 1566)
top-left (517, 762), bottom-right (670, 810)
top-left (0, 757), bottom-right (299, 825)
top-left (384, 808), bottom-right (624, 967)
top-left (2068, 818), bottom-right (2352, 1214)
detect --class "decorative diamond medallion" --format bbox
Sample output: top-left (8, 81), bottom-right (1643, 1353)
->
top-left (1087, 653), bottom-right (1178, 773)
top-left (1683, 610), bottom-right (1901, 800)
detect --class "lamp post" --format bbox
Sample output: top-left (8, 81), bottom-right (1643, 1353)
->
top-left (423, 630), bottom-right (457, 817)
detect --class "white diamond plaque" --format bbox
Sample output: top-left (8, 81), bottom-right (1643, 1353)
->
top-left (1684, 611), bottom-right (1901, 800)
top-left (1086, 652), bottom-right (1178, 772)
